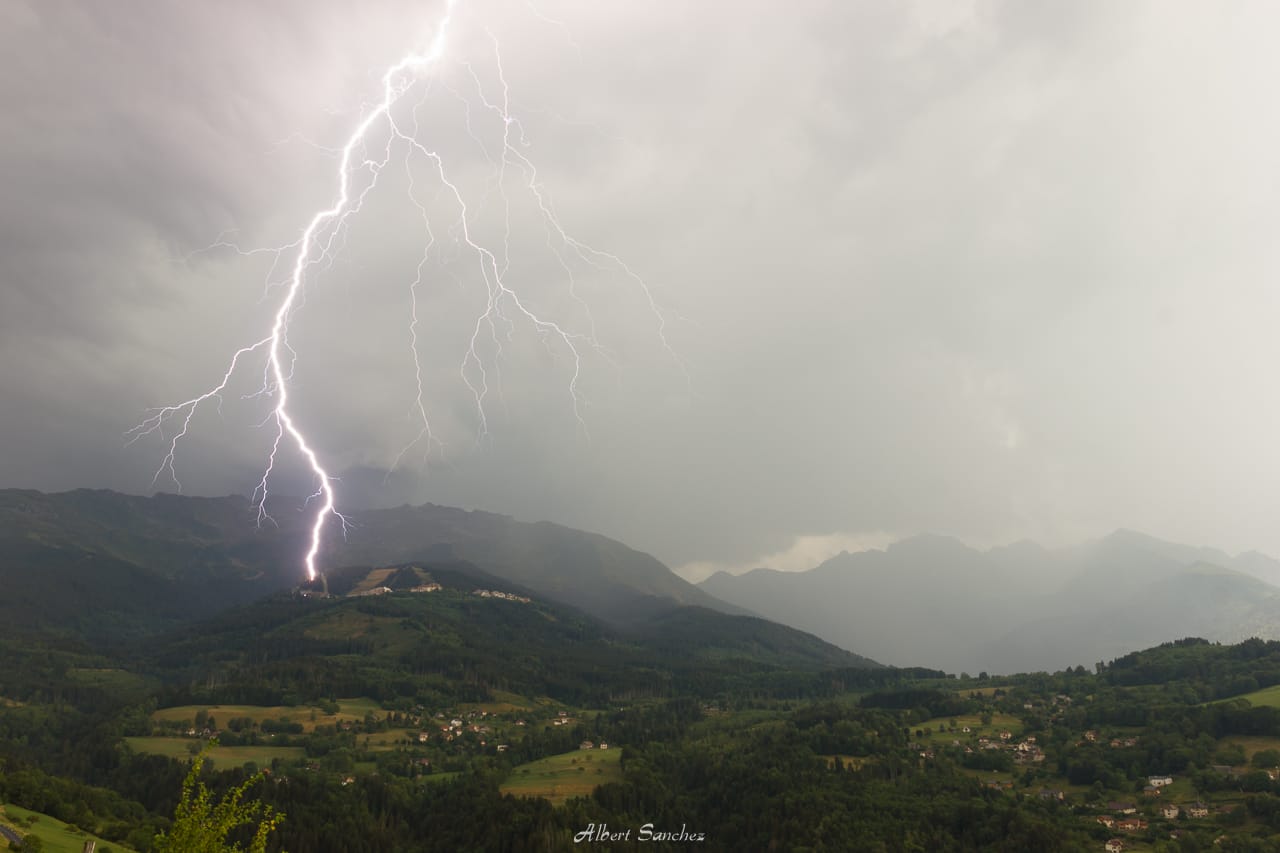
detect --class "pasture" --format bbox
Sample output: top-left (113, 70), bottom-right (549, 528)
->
top-left (1228, 684), bottom-right (1280, 709)
top-left (1, 803), bottom-right (133, 853)
top-left (500, 749), bottom-right (623, 806)
top-left (125, 737), bottom-right (305, 768)
top-left (151, 697), bottom-right (384, 733)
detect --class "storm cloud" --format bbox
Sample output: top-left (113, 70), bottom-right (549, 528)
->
top-left (4, 1), bottom-right (1279, 578)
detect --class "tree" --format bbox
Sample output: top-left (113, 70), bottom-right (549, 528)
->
top-left (153, 743), bottom-right (285, 853)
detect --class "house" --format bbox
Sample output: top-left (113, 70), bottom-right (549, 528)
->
top-left (1162, 805), bottom-right (1180, 819)
top-left (998, 731), bottom-right (1013, 741)
top-left (1084, 730), bottom-right (1098, 742)
top-left (1038, 789), bottom-right (1065, 801)
top-left (1096, 816), bottom-right (1115, 828)
top-left (579, 740), bottom-right (594, 750)
top-left (1148, 775), bottom-right (1173, 787)
top-left (1188, 803), bottom-right (1210, 819)
top-left (1142, 785), bottom-right (1161, 797)
top-left (1107, 802), bottom-right (1137, 815)
top-left (496, 744), bottom-right (508, 752)
top-left (418, 732), bottom-right (430, 743)
top-left (600, 742), bottom-right (609, 750)
top-left (1116, 818), bottom-right (1147, 832)
top-left (962, 726), bottom-right (972, 733)
top-left (1105, 840), bottom-right (1125, 853)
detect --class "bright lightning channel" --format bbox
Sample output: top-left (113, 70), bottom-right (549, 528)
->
top-left (127, 0), bottom-right (673, 585)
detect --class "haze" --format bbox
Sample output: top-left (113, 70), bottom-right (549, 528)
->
top-left (3, 0), bottom-right (1278, 581)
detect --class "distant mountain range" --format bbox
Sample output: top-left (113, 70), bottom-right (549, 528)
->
top-left (0, 489), bottom-right (884, 673)
top-left (700, 529), bottom-right (1280, 674)
top-left (0, 488), bottom-right (741, 634)
top-left (12, 487), bottom-right (1275, 677)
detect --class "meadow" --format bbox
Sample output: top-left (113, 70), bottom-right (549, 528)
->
top-left (124, 737), bottom-right (305, 769)
top-left (0, 803), bottom-right (133, 853)
top-left (500, 748), bottom-right (623, 806)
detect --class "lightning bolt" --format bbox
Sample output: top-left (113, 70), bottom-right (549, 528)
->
top-left (129, 0), bottom-right (675, 583)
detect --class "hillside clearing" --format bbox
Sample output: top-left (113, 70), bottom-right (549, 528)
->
top-left (500, 749), bottom-right (622, 806)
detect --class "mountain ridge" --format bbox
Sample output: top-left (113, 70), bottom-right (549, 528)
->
top-left (701, 529), bottom-right (1280, 674)
top-left (0, 487), bottom-right (749, 648)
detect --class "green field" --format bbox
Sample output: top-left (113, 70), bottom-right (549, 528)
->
top-left (0, 803), bottom-right (134, 853)
top-left (1228, 684), bottom-right (1280, 709)
top-left (921, 713), bottom-right (1022, 743)
top-left (152, 697), bottom-right (384, 733)
top-left (125, 737), bottom-right (305, 768)
top-left (65, 667), bottom-right (151, 694)
top-left (1218, 735), bottom-right (1280, 764)
top-left (500, 749), bottom-right (622, 806)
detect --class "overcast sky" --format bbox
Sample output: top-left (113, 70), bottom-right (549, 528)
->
top-left (4, 1), bottom-right (1280, 581)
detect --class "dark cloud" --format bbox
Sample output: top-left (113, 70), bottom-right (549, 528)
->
top-left (4, 1), bottom-right (1280, 577)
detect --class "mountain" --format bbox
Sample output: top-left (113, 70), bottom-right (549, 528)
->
top-left (330, 501), bottom-right (743, 624)
top-left (142, 559), bottom-right (878, 709)
top-left (0, 488), bottom-right (744, 649)
top-left (701, 530), bottom-right (1280, 674)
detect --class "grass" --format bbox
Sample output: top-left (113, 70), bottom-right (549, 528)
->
top-left (348, 567), bottom-right (397, 595)
top-left (958, 686), bottom-right (1007, 698)
top-left (0, 803), bottom-right (134, 853)
top-left (125, 737), bottom-right (305, 768)
top-left (921, 713), bottom-right (1022, 743)
top-left (152, 697), bottom-right (385, 733)
top-left (65, 667), bottom-right (151, 693)
top-left (500, 749), bottom-right (623, 806)
top-left (1212, 684), bottom-right (1280, 708)
top-left (1217, 735), bottom-right (1280, 764)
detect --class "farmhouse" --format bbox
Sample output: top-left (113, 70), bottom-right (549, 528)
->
top-left (1105, 840), bottom-right (1124, 853)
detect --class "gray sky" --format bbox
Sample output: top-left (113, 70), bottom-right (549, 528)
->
top-left (4, 1), bottom-right (1280, 581)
